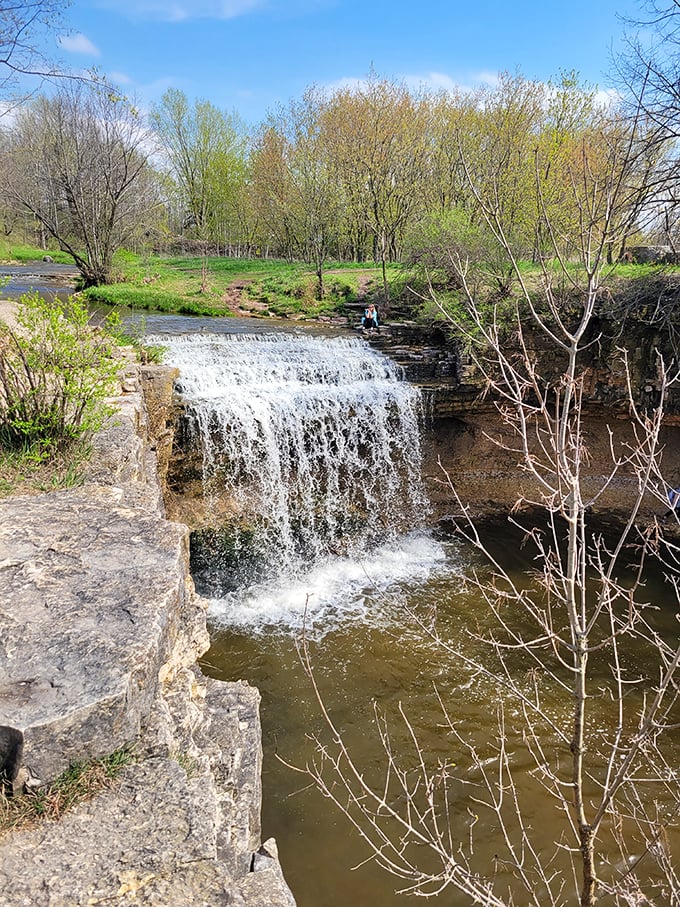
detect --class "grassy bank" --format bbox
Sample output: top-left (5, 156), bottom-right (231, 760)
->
top-left (82, 252), bottom-right (390, 319)
top-left (0, 244), bottom-right (391, 318)
top-left (0, 241), bottom-right (75, 266)
top-left (2, 244), bottom-right (677, 326)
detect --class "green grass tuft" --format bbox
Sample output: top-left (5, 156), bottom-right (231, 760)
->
top-left (0, 242), bottom-right (75, 265)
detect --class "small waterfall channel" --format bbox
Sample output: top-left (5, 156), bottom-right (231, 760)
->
top-left (152, 321), bottom-right (463, 904)
top-left (154, 327), bottom-right (443, 630)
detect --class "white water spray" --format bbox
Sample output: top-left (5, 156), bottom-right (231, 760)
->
top-left (154, 329), bottom-right (438, 627)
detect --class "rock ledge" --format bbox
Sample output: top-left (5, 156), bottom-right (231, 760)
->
top-left (0, 359), bottom-right (296, 906)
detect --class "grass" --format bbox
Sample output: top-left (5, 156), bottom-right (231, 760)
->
top-left (83, 282), bottom-right (222, 315)
top-left (4, 242), bottom-right (674, 324)
top-left (0, 746), bottom-right (135, 837)
top-left (0, 241), bottom-right (75, 266)
top-left (0, 443), bottom-right (91, 498)
top-left (81, 252), bottom-right (388, 319)
top-left (82, 251), bottom-right (680, 327)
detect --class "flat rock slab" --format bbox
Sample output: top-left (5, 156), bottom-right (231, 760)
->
top-left (0, 485), bottom-right (195, 786)
top-left (0, 679), bottom-right (295, 907)
top-left (0, 368), bottom-right (297, 906)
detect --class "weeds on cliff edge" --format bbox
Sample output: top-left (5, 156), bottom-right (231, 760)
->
top-left (0, 746), bottom-right (136, 837)
top-left (103, 311), bottom-right (165, 364)
top-left (0, 442), bottom-right (89, 498)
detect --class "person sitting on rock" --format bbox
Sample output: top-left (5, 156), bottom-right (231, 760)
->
top-left (361, 303), bottom-right (379, 332)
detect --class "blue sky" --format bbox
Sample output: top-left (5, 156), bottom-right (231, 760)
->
top-left (55, 0), bottom-right (644, 126)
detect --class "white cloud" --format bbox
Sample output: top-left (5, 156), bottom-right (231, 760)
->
top-left (319, 71), bottom-right (492, 100)
top-left (108, 71), bottom-right (133, 86)
top-left (94, 0), bottom-right (265, 21)
top-left (404, 71), bottom-right (458, 93)
top-left (57, 33), bottom-right (101, 56)
top-left (0, 102), bottom-right (19, 127)
top-left (405, 70), bottom-right (501, 95)
top-left (321, 75), bottom-right (369, 94)
top-left (594, 87), bottom-right (621, 109)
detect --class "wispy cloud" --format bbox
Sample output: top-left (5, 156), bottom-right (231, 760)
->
top-left (321, 75), bottom-right (369, 94)
top-left (404, 72), bottom-right (459, 93)
top-left (107, 71), bottom-right (133, 86)
top-left (57, 33), bottom-right (101, 56)
top-left (594, 87), bottom-right (621, 109)
top-left (321, 71), bottom-right (501, 99)
top-left (0, 102), bottom-right (19, 126)
top-left (404, 70), bottom-right (500, 95)
top-left (127, 75), bottom-right (189, 113)
top-left (93, 0), bottom-right (266, 22)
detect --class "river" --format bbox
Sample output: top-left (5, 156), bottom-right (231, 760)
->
top-left (0, 268), bottom-right (673, 903)
top-left (148, 316), bottom-right (679, 907)
top-left (0, 262), bottom-right (79, 301)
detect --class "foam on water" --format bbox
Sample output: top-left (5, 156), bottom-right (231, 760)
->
top-left (207, 530), bottom-right (452, 636)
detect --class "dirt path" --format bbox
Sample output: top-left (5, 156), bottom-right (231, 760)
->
top-left (324, 268), bottom-right (375, 299)
top-left (0, 299), bottom-right (18, 330)
top-left (221, 280), bottom-right (270, 317)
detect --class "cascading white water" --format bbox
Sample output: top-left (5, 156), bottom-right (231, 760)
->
top-left (152, 329), bottom-right (440, 629)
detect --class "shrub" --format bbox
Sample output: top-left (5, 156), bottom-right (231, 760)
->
top-left (0, 292), bottom-right (121, 458)
top-left (404, 208), bottom-right (520, 300)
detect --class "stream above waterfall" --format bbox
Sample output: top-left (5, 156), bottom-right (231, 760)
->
top-left (148, 315), bottom-right (680, 907)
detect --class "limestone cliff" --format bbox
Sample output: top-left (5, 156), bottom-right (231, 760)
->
top-left (0, 357), bottom-right (296, 906)
top-left (366, 319), bottom-right (680, 522)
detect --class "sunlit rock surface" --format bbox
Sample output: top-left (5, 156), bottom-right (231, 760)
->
top-left (0, 360), bottom-right (296, 907)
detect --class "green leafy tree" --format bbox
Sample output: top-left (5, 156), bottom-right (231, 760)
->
top-left (251, 87), bottom-right (341, 296)
top-left (150, 88), bottom-right (248, 245)
top-left (321, 73), bottom-right (430, 302)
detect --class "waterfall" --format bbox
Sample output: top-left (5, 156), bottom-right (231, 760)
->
top-left (153, 328), bottom-right (437, 629)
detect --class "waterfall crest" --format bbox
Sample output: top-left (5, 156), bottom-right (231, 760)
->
top-left (155, 330), bottom-right (431, 618)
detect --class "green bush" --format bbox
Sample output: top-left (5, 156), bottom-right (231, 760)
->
top-left (0, 293), bottom-right (121, 458)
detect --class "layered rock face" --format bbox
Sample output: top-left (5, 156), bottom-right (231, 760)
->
top-left (0, 358), bottom-right (296, 906)
top-left (365, 321), bottom-right (680, 521)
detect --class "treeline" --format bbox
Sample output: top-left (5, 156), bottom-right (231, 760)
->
top-left (0, 69), bottom-right (675, 289)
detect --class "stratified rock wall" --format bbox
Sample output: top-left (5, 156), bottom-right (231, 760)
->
top-left (364, 321), bottom-right (680, 521)
top-left (0, 357), bottom-right (296, 907)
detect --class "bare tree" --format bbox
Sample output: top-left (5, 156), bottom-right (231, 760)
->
top-left (290, 95), bottom-right (680, 906)
top-left (615, 1), bottom-right (680, 253)
top-left (1, 81), bottom-right (159, 285)
top-left (0, 1), bottom-right (78, 107)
